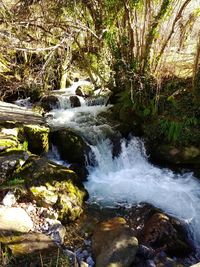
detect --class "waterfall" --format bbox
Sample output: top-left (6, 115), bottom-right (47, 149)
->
top-left (47, 96), bottom-right (200, 249)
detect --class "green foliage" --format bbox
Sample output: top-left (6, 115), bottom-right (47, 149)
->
top-left (159, 118), bottom-right (183, 142)
top-left (159, 115), bottom-right (198, 142)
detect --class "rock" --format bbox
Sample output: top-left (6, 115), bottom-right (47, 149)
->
top-left (142, 212), bottom-right (192, 257)
top-left (0, 149), bottom-right (29, 184)
top-left (2, 191), bottom-right (16, 206)
top-left (190, 263), bottom-right (200, 267)
top-left (13, 155), bottom-right (88, 222)
top-left (22, 124), bottom-right (50, 155)
top-left (75, 82), bottom-right (94, 97)
top-left (69, 163), bottom-right (89, 181)
top-left (80, 261), bottom-right (89, 267)
top-left (69, 95), bottom-right (81, 107)
top-left (40, 95), bottom-right (59, 112)
top-left (0, 128), bottom-right (19, 152)
top-left (51, 129), bottom-right (92, 166)
top-left (0, 232), bottom-right (70, 266)
top-left (92, 217), bottom-right (138, 267)
top-left (149, 144), bottom-right (200, 168)
top-left (0, 205), bottom-right (34, 232)
top-left (76, 86), bottom-right (85, 97)
top-left (47, 222), bottom-right (66, 244)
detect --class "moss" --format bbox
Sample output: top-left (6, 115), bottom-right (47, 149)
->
top-left (22, 125), bottom-right (50, 155)
top-left (0, 129), bottom-right (20, 152)
top-left (13, 156), bottom-right (88, 221)
top-left (0, 232), bottom-right (70, 267)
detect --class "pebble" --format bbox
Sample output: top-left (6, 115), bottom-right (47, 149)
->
top-left (147, 260), bottom-right (156, 267)
top-left (86, 256), bottom-right (95, 266)
top-left (84, 239), bottom-right (91, 246)
top-left (2, 191), bottom-right (16, 207)
top-left (80, 261), bottom-right (89, 267)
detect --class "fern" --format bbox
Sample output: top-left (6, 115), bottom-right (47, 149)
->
top-left (159, 118), bottom-right (183, 142)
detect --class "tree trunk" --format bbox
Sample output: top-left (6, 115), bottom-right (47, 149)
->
top-left (193, 31), bottom-right (200, 100)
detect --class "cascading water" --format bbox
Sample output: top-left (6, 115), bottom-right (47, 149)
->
top-left (47, 87), bottom-right (200, 250)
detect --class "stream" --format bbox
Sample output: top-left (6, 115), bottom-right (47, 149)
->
top-left (45, 84), bottom-right (200, 253)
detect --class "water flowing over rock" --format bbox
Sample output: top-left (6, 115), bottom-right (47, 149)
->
top-left (47, 98), bottom-right (200, 253)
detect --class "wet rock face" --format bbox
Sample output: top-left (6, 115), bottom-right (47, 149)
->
top-left (51, 129), bottom-right (92, 166)
top-left (40, 95), bottom-right (59, 112)
top-left (69, 95), bottom-right (81, 107)
top-left (92, 217), bottom-right (139, 267)
top-left (141, 212), bottom-right (192, 257)
top-left (13, 156), bottom-right (88, 222)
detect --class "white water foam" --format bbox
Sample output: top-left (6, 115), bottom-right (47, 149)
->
top-left (48, 103), bottom-right (200, 248)
top-left (86, 137), bottom-right (200, 246)
top-left (47, 105), bottom-right (113, 143)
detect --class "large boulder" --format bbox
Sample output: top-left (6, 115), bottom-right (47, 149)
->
top-left (13, 156), bottom-right (88, 222)
top-left (40, 95), bottom-right (59, 112)
top-left (51, 129), bottom-right (92, 166)
top-left (141, 212), bottom-right (192, 257)
top-left (149, 144), bottom-right (200, 168)
top-left (92, 217), bottom-right (138, 267)
top-left (0, 205), bottom-right (33, 232)
top-left (22, 124), bottom-right (50, 155)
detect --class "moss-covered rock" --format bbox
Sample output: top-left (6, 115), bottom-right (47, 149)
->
top-left (22, 125), bottom-right (50, 155)
top-left (0, 232), bottom-right (70, 267)
top-left (51, 129), bottom-right (91, 166)
top-left (13, 156), bottom-right (88, 221)
top-left (149, 144), bottom-right (200, 168)
top-left (77, 84), bottom-right (94, 97)
top-left (0, 149), bottom-right (29, 185)
top-left (0, 128), bottom-right (20, 153)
